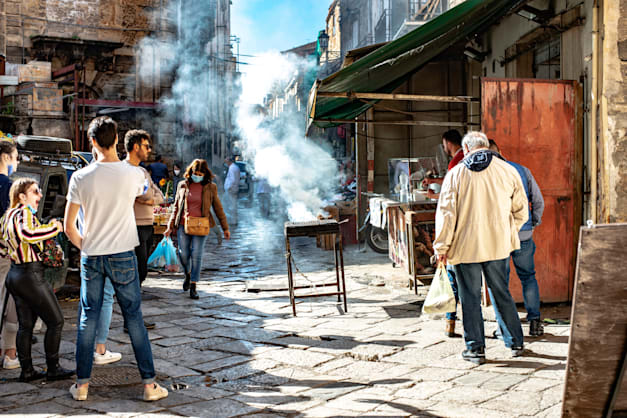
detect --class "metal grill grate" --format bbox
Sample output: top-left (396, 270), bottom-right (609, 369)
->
top-left (284, 220), bottom-right (340, 237)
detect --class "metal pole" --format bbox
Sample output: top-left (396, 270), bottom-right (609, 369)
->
top-left (74, 68), bottom-right (79, 150)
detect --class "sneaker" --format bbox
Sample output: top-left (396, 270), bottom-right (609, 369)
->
top-left (529, 319), bottom-right (544, 336)
top-left (462, 347), bottom-right (486, 365)
top-left (69, 383), bottom-right (88, 401)
top-left (143, 383), bottom-right (168, 401)
top-left (3, 355), bottom-right (19, 370)
top-left (93, 350), bottom-right (122, 365)
top-left (511, 346), bottom-right (525, 357)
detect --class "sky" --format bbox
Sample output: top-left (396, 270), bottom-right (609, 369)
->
top-left (231, 0), bottom-right (330, 67)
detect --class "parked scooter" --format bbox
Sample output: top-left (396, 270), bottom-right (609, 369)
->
top-left (359, 192), bottom-right (389, 254)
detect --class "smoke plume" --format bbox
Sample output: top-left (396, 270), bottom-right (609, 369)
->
top-left (236, 52), bottom-right (338, 221)
top-left (137, 3), bottom-right (339, 222)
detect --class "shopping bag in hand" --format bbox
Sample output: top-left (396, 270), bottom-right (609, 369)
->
top-left (422, 262), bottom-right (456, 315)
top-left (162, 237), bottom-right (180, 273)
top-left (148, 237), bottom-right (173, 269)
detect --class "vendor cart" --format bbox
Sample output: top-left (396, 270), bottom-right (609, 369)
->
top-left (385, 199), bottom-right (437, 292)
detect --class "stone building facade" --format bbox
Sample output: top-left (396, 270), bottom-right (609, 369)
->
top-left (0, 0), bottom-right (236, 168)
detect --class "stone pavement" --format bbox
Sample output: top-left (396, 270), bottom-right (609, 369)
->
top-left (0, 204), bottom-right (571, 417)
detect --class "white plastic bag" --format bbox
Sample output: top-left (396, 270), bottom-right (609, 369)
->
top-left (422, 262), bottom-right (456, 315)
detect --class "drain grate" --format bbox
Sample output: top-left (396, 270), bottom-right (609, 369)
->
top-left (90, 366), bottom-right (142, 387)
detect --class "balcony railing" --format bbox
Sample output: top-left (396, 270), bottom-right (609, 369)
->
top-left (409, 0), bottom-right (446, 22)
top-left (374, 9), bottom-right (390, 43)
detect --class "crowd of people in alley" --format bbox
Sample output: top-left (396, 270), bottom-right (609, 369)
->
top-left (0, 115), bottom-right (545, 401)
top-left (0, 116), bottom-right (235, 401)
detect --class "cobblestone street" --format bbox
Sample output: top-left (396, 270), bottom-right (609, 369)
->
top-left (0, 204), bottom-right (570, 417)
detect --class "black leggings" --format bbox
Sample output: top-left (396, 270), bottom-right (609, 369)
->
top-left (135, 225), bottom-right (154, 284)
top-left (6, 262), bottom-right (64, 370)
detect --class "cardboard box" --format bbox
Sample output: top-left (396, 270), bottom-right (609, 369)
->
top-left (18, 62), bottom-right (51, 83)
top-left (32, 88), bottom-right (63, 112)
top-left (11, 87), bottom-right (63, 115)
top-left (6, 62), bottom-right (52, 83)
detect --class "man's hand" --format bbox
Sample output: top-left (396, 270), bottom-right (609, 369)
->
top-left (437, 254), bottom-right (447, 265)
top-left (426, 190), bottom-right (439, 200)
top-left (224, 230), bottom-right (231, 240)
top-left (164, 228), bottom-right (172, 238)
top-left (52, 219), bottom-right (64, 232)
top-left (137, 198), bottom-right (155, 206)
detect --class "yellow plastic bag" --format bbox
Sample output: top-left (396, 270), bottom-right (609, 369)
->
top-left (422, 262), bottom-right (456, 315)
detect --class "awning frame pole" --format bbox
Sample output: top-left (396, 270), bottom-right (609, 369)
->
top-left (314, 119), bottom-right (477, 127)
top-left (317, 91), bottom-right (479, 103)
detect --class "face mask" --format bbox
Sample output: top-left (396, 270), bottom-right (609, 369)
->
top-left (174, 169), bottom-right (180, 176)
top-left (7, 164), bottom-right (14, 176)
top-left (191, 175), bottom-right (204, 183)
top-left (26, 204), bottom-right (37, 214)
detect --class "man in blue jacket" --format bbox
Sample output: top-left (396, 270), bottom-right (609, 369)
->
top-left (489, 140), bottom-right (545, 336)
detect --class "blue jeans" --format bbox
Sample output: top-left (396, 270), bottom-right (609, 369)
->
top-left (454, 258), bottom-right (524, 351)
top-left (506, 238), bottom-right (540, 321)
top-left (77, 251), bottom-right (155, 384)
top-left (445, 265), bottom-right (459, 320)
top-left (178, 227), bottom-right (208, 283)
top-left (78, 278), bottom-right (114, 346)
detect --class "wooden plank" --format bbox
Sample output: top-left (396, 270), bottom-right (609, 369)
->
top-left (562, 223), bottom-right (627, 417)
top-left (316, 91), bottom-right (479, 103)
top-left (314, 119), bottom-right (474, 127)
top-left (0, 76), bottom-right (18, 86)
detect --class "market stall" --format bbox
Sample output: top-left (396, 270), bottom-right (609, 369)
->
top-left (368, 156), bottom-right (446, 289)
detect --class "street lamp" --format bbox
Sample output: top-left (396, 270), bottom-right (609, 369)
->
top-left (318, 30), bottom-right (329, 63)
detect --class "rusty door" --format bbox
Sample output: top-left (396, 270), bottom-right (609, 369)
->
top-left (481, 78), bottom-right (583, 303)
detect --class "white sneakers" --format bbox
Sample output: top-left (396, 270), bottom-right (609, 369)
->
top-left (70, 382), bottom-right (168, 402)
top-left (93, 350), bottom-right (122, 365)
top-left (144, 383), bottom-right (169, 401)
top-left (69, 383), bottom-right (88, 401)
top-left (3, 355), bottom-right (19, 369)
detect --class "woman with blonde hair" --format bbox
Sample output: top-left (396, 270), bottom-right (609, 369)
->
top-left (1, 178), bottom-right (74, 381)
top-left (165, 159), bottom-right (230, 299)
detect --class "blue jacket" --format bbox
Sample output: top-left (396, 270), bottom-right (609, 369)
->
top-left (507, 161), bottom-right (544, 240)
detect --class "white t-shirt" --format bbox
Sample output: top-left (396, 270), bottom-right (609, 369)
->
top-left (67, 161), bottom-right (146, 256)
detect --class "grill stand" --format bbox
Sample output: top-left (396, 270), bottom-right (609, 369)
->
top-left (284, 221), bottom-right (347, 316)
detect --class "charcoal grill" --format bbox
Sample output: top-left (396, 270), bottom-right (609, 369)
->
top-left (284, 219), bottom-right (347, 316)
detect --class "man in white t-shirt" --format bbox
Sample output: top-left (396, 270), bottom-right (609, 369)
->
top-left (63, 117), bottom-right (168, 402)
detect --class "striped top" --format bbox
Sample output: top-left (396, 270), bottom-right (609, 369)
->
top-left (1, 204), bottom-right (62, 264)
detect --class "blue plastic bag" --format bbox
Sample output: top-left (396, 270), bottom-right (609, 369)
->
top-left (148, 237), bottom-right (180, 272)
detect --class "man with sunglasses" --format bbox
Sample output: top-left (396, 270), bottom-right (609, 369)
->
top-left (124, 131), bottom-right (164, 306)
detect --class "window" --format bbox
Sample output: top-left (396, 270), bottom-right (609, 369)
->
top-left (533, 37), bottom-right (561, 80)
top-left (352, 21), bottom-right (359, 48)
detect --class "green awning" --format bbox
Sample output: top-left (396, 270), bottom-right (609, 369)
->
top-left (307, 0), bottom-right (526, 130)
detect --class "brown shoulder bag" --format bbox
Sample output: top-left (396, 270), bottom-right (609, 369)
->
top-left (182, 185), bottom-right (210, 236)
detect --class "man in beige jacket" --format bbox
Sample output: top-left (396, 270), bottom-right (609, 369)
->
top-left (433, 131), bottom-right (528, 365)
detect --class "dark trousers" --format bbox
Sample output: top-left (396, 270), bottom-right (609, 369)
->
top-left (6, 262), bottom-right (64, 371)
top-left (454, 258), bottom-right (524, 351)
top-left (135, 225), bottom-right (154, 285)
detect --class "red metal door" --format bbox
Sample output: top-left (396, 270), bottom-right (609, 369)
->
top-left (481, 78), bottom-right (583, 303)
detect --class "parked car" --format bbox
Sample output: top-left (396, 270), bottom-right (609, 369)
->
top-left (12, 135), bottom-right (86, 289)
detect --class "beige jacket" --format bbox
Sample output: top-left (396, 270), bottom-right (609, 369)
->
top-left (433, 151), bottom-right (529, 265)
top-left (129, 163), bottom-right (165, 226)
